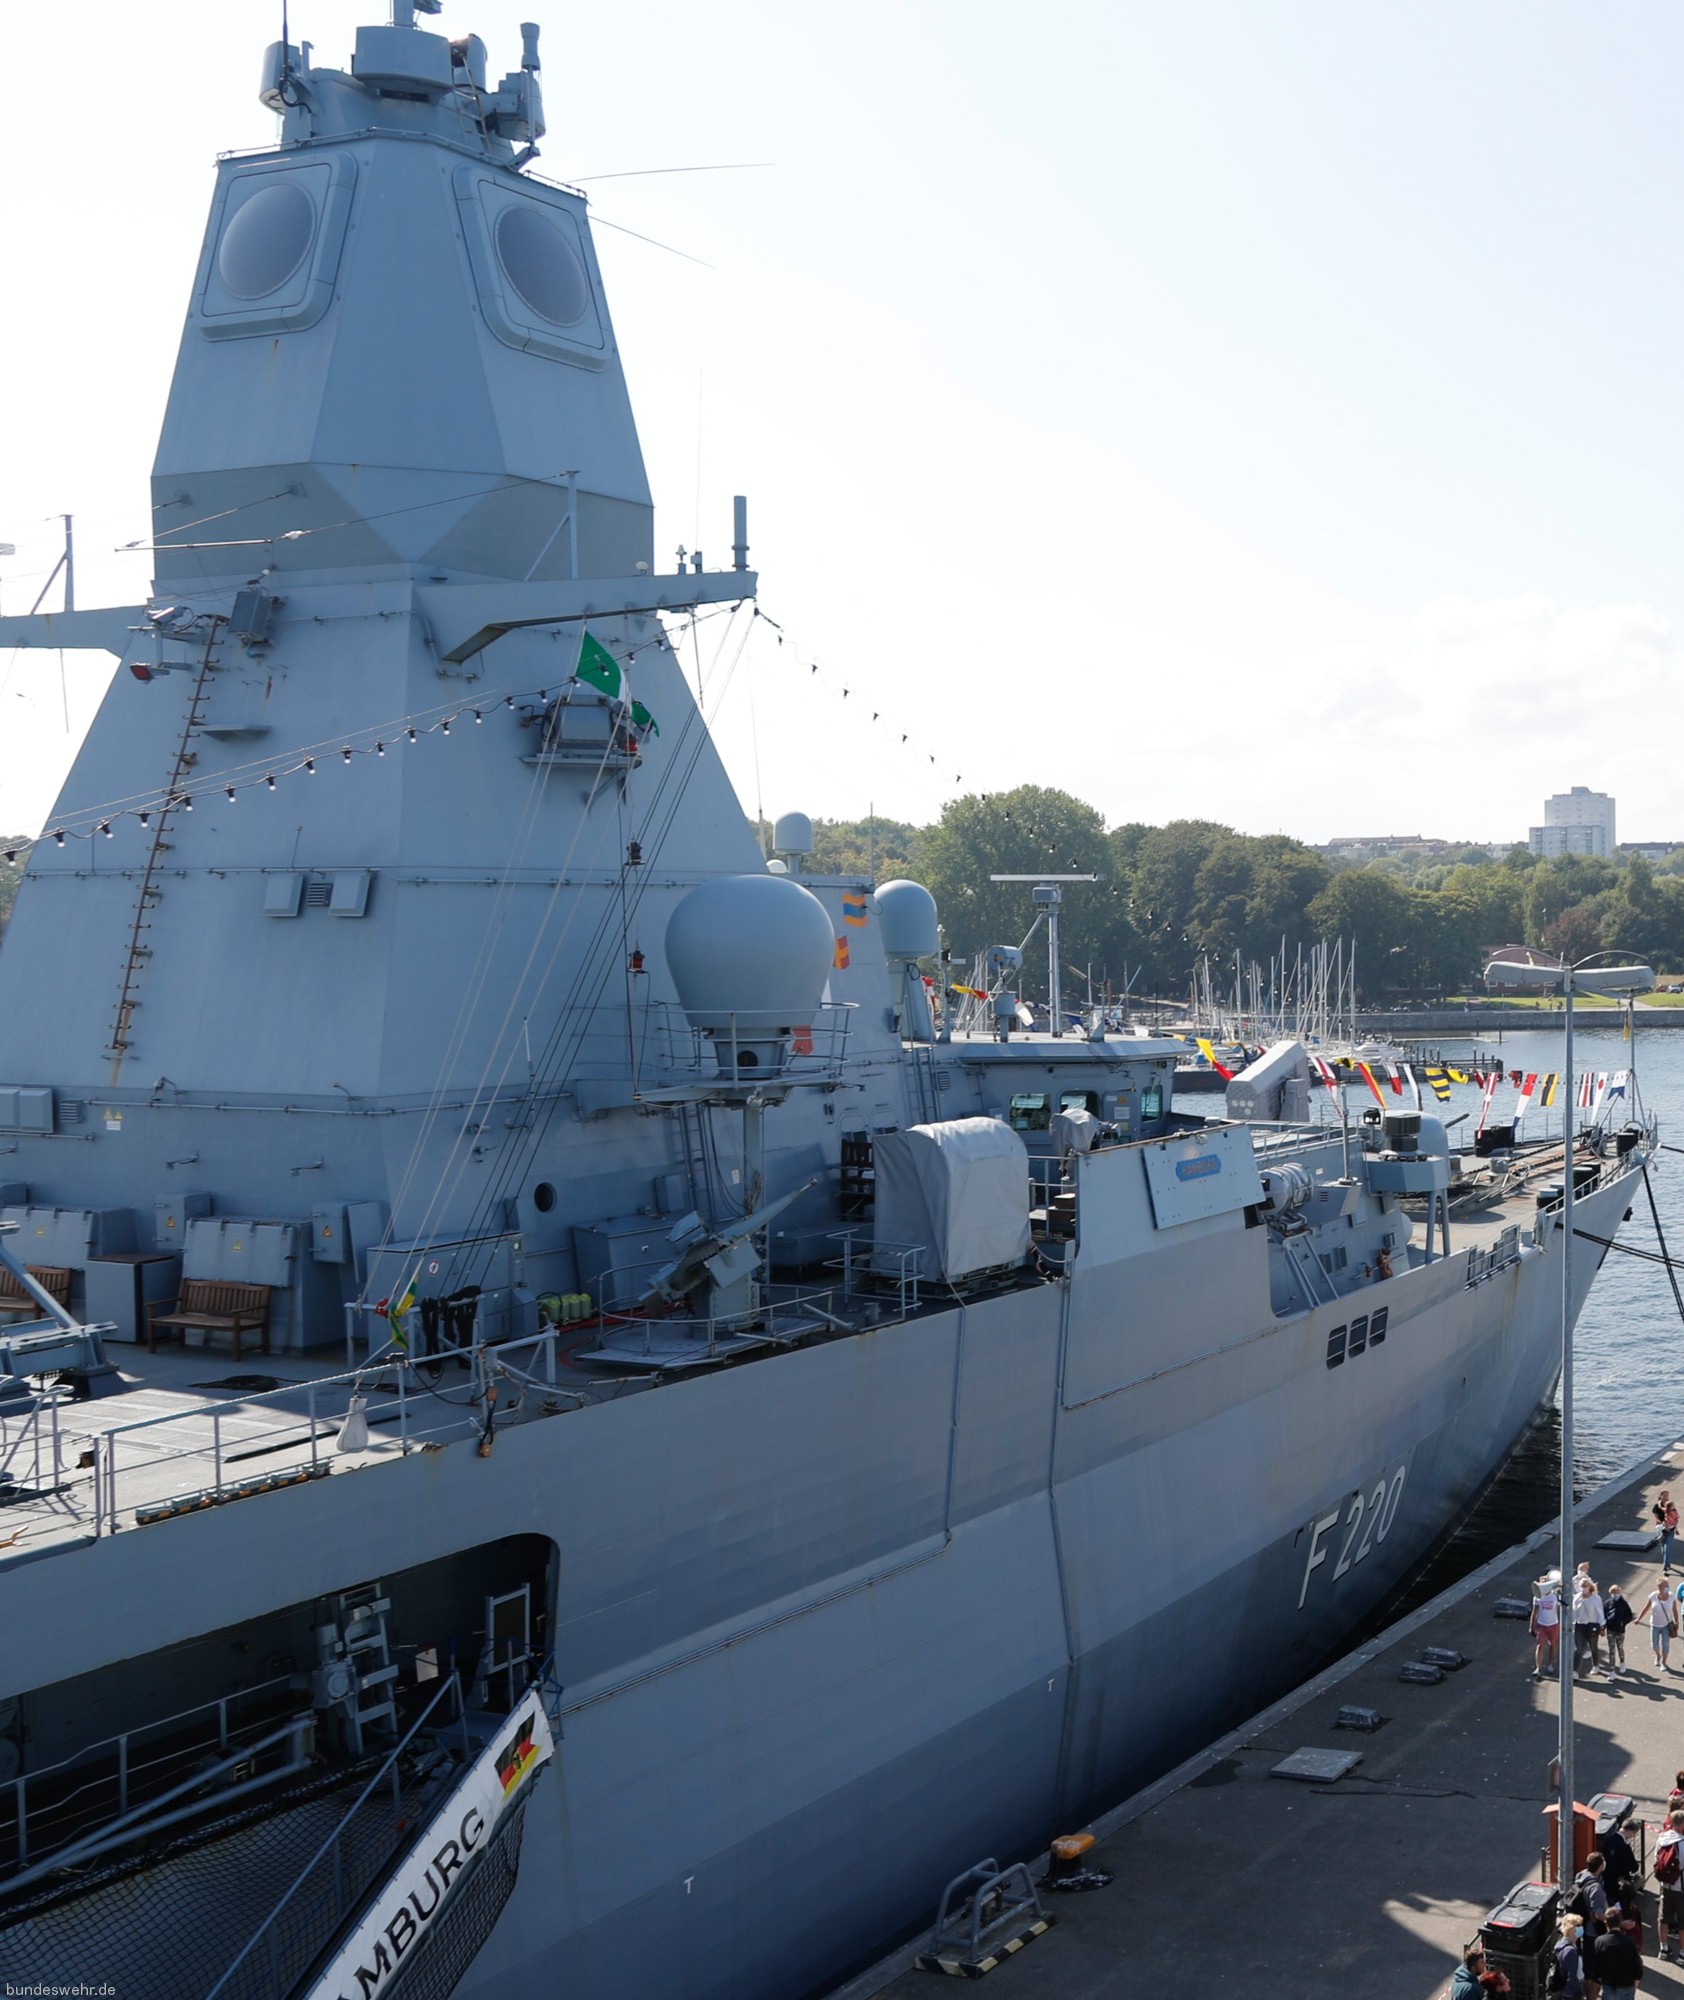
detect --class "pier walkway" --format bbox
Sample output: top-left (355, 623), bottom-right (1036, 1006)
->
top-left (845, 1442), bottom-right (1684, 2000)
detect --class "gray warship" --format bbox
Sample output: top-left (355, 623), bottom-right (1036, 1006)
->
top-left (0, 10), bottom-right (1651, 1997)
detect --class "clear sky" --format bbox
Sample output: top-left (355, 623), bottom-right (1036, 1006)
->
top-left (4, 2), bottom-right (1681, 845)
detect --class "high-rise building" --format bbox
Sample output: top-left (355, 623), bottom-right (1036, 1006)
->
top-left (1529, 786), bottom-right (1615, 859)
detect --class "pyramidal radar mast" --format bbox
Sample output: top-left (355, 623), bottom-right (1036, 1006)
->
top-left (0, 2), bottom-right (759, 1152)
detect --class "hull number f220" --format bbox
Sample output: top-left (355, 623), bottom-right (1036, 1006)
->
top-left (1297, 1465), bottom-right (1407, 1610)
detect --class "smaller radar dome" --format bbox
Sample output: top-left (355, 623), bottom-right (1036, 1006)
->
top-left (875, 880), bottom-right (939, 960)
top-left (665, 875), bottom-right (835, 1077)
top-left (772, 811), bottom-right (815, 856)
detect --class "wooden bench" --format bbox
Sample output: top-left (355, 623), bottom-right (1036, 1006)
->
top-left (0, 1265), bottom-right (73, 1325)
top-left (147, 1279), bottom-right (272, 1361)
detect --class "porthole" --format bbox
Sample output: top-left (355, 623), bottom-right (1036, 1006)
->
top-left (218, 180), bottom-right (316, 300)
top-left (495, 206), bottom-right (589, 326)
top-left (533, 1182), bottom-right (557, 1214)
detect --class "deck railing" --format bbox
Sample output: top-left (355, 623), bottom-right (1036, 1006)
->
top-left (1, 1671), bottom-right (301, 1880)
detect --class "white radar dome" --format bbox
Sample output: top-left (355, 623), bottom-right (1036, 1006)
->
top-left (772, 811), bottom-right (815, 856)
top-left (665, 874), bottom-right (835, 1077)
top-left (875, 879), bottom-right (939, 960)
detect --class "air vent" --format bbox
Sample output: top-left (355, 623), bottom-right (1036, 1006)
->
top-left (303, 878), bottom-right (333, 908)
top-left (0, 1088), bottom-right (55, 1135)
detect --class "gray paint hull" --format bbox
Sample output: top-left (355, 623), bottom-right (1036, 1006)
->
top-left (0, 1165), bottom-right (1608, 1998)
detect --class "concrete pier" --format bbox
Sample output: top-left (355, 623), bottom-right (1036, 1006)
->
top-left (842, 1441), bottom-right (1684, 2000)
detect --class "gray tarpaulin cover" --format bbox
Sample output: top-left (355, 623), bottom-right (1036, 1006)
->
top-left (872, 1118), bottom-right (1032, 1281)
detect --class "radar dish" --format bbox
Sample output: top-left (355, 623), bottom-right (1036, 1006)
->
top-left (496, 206), bottom-right (590, 327)
top-left (218, 180), bottom-right (316, 300)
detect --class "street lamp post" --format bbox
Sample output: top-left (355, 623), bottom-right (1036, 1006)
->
top-left (1483, 950), bottom-right (1653, 1892)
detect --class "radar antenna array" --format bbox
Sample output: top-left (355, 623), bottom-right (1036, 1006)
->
top-left (989, 874), bottom-right (1100, 1038)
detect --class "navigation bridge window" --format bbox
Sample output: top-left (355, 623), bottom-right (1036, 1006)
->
top-left (1140, 1083), bottom-right (1163, 1121)
top-left (1009, 1090), bottom-right (1100, 1133)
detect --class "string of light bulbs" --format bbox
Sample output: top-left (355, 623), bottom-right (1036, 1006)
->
top-left (751, 605), bottom-right (967, 801)
top-left (9, 614), bottom-right (718, 858)
top-left (751, 602), bottom-right (1115, 867)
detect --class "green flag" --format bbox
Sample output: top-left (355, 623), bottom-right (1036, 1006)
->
top-left (576, 632), bottom-right (620, 697)
top-left (631, 698), bottom-right (659, 738)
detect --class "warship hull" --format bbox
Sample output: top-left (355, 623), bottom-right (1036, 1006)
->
top-left (0, 1163), bottom-right (1620, 1999)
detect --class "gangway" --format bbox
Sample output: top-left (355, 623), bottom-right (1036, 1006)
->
top-left (207, 1673), bottom-right (557, 2000)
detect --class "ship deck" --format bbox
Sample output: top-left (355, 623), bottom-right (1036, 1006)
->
top-left (0, 1148), bottom-right (1586, 1573)
top-left (0, 1343), bottom-right (461, 1567)
top-left (847, 1421), bottom-right (1684, 2000)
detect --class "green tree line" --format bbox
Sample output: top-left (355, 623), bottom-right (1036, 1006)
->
top-left (797, 793), bottom-right (1682, 1000)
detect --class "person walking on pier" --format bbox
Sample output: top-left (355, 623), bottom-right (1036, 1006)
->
top-left (1605, 1586), bottom-right (1634, 1676)
top-left (1643, 1578), bottom-right (1678, 1669)
top-left (1586, 1910), bottom-right (1643, 1999)
top-left (1570, 1852), bottom-right (1612, 1941)
top-left (1654, 1492), bottom-right (1678, 1574)
top-left (1450, 1943), bottom-right (1488, 1999)
top-left (1654, 1810), bottom-right (1684, 1962)
top-left (1554, 1914), bottom-right (1587, 1998)
top-left (1532, 1572), bottom-right (1562, 1679)
top-left (1602, 1819), bottom-right (1641, 1914)
top-left (1573, 1575), bottom-right (1606, 1676)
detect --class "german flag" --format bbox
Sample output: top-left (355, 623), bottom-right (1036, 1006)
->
top-left (496, 1717), bottom-right (541, 1797)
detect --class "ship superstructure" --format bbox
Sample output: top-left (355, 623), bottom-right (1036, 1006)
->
top-left (0, 12), bottom-right (1651, 1998)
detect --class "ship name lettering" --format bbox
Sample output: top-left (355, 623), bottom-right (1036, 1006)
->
top-left (1298, 1464), bottom-right (1408, 1609)
top-left (336, 1817), bottom-right (491, 1997)
top-left (386, 1904), bottom-right (418, 1960)
top-left (350, 1938), bottom-right (392, 1999)
top-left (1297, 1509), bottom-right (1340, 1609)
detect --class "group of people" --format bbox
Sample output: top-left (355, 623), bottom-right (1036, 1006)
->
top-left (1456, 1843), bottom-right (1649, 1998)
top-left (1453, 1496), bottom-right (1684, 1995)
top-left (1529, 1550), bottom-right (1680, 1682)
